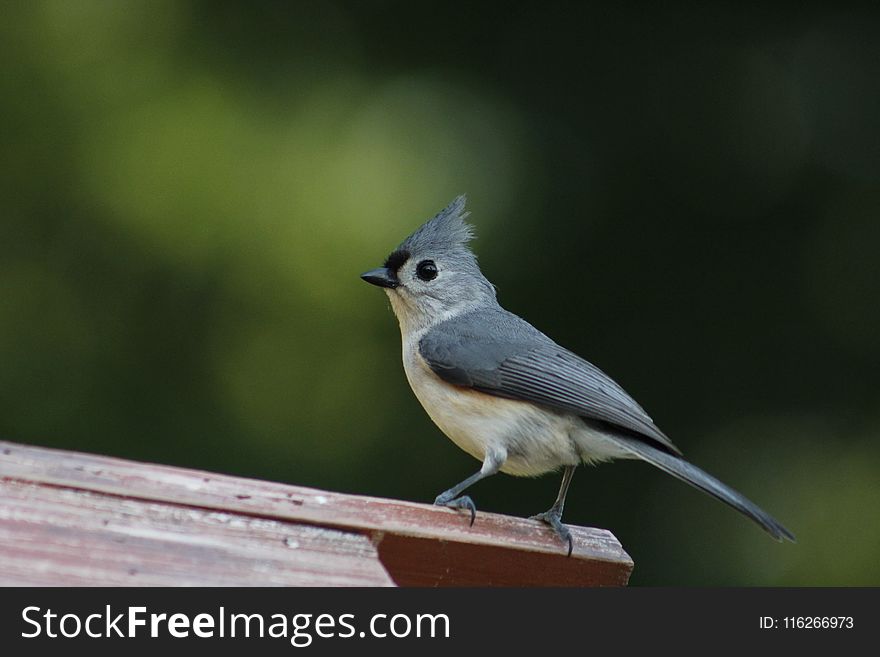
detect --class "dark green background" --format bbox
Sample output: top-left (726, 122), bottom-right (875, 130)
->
top-left (2, 1), bottom-right (878, 585)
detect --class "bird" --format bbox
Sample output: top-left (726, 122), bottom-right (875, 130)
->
top-left (361, 195), bottom-right (795, 555)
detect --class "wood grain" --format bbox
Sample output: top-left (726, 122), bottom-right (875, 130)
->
top-left (0, 479), bottom-right (393, 586)
top-left (0, 441), bottom-right (633, 586)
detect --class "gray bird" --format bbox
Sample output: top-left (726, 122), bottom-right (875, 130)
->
top-left (361, 196), bottom-right (795, 554)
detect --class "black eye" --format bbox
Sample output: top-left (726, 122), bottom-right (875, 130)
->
top-left (415, 259), bottom-right (438, 281)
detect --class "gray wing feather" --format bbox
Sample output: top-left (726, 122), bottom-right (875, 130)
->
top-left (419, 308), bottom-right (681, 455)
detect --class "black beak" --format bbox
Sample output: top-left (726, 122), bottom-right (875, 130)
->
top-left (360, 267), bottom-right (399, 289)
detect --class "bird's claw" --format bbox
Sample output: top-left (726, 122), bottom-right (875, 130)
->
top-left (530, 508), bottom-right (573, 557)
top-left (434, 494), bottom-right (477, 526)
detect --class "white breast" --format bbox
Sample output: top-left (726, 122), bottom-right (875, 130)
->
top-left (400, 331), bottom-right (598, 477)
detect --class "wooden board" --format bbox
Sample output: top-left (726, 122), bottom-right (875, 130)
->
top-left (0, 478), bottom-right (393, 586)
top-left (0, 441), bottom-right (633, 586)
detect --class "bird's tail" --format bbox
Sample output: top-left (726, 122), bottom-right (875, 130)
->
top-left (612, 435), bottom-right (796, 542)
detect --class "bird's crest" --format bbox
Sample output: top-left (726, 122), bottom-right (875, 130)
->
top-left (402, 195), bottom-right (473, 251)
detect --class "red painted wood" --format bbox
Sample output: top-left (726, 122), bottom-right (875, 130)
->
top-left (0, 441), bottom-right (633, 586)
top-left (0, 478), bottom-right (393, 586)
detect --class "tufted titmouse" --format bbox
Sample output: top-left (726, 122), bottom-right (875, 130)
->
top-left (361, 196), bottom-right (794, 554)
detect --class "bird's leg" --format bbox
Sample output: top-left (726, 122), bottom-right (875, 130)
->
top-left (530, 465), bottom-right (576, 556)
top-left (434, 451), bottom-right (504, 526)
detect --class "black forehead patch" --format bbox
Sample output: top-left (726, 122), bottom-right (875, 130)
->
top-left (384, 248), bottom-right (410, 273)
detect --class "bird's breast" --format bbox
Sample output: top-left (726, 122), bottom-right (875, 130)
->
top-left (400, 336), bottom-right (583, 476)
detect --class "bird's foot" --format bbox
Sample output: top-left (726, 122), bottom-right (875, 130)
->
top-left (530, 507), bottom-right (573, 557)
top-left (434, 493), bottom-right (477, 526)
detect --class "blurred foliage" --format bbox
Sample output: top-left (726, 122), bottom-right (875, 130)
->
top-left (1, 1), bottom-right (878, 585)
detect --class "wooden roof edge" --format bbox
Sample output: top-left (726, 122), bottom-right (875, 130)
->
top-left (0, 440), bottom-right (633, 587)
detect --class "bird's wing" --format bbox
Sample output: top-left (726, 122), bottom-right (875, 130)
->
top-left (419, 308), bottom-right (682, 455)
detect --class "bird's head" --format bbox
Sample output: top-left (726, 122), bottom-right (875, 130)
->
top-left (361, 196), bottom-right (496, 334)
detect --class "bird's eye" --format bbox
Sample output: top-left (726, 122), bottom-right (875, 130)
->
top-left (415, 259), bottom-right (438, 281)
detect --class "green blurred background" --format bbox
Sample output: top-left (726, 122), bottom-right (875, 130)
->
top-left (2, 1), bottom-right (878, 585)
